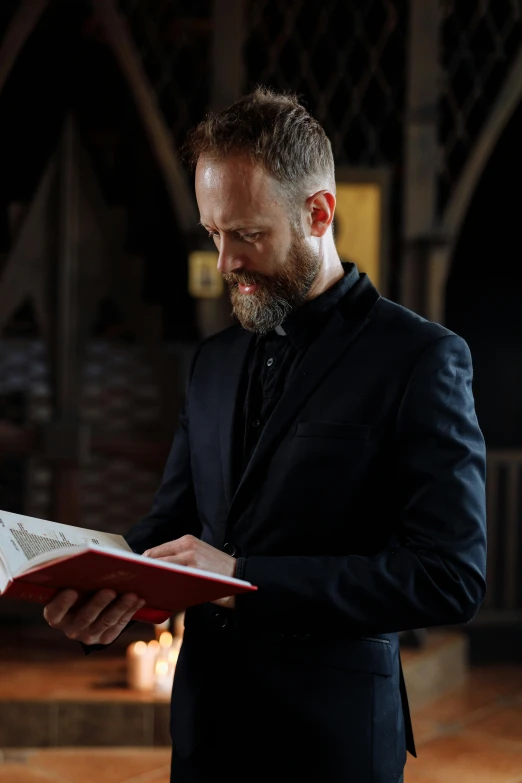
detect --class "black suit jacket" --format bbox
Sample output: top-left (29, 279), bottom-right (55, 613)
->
top-left (125, 272), bottom-right (487, 781)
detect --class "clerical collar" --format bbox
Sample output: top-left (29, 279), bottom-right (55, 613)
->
top-left (272, 261), bottom-right (359, 349)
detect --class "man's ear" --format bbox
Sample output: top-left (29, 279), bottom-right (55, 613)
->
top-left (306, 190), bottom-right (336, 238)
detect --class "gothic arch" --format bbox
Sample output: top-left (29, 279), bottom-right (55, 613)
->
top-left (428, 46), bottom-right (522, 324)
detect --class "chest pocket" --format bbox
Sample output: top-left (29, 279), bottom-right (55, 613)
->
top-left (295, 422), bottom-right (373, 441)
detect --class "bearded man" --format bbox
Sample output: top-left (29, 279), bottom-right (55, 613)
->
top-left (44, 88), bottom-right (487, 783)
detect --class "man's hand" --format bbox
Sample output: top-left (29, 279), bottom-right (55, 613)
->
top-left (143, 535), bottom-right (237, 609)
top-left (43, 589), bottom-right (146, 645)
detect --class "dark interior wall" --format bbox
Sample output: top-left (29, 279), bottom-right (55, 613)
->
top-left (445, 100), bottom-right (522, 449)
top-left (0, 0), bottom-right (197, 342)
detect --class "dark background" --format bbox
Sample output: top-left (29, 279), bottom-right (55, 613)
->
top-left (0, 0), bottom-right (521, 653)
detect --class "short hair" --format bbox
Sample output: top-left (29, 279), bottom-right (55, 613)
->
top-left (183, 86), bottom-right (336, 207)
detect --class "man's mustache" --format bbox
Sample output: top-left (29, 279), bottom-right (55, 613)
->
top-left (223, 271), bottom-right (268, 286)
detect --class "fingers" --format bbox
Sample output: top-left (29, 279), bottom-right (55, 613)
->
top-left (157, 555), bottom-right (190, 566)
top-left (143, 543), bottom-right (177, 557)
top-left (61, 589), bottom-right (120, 638)
top-left (44, 589), bottom-right (145, 645)
top-left (65, 591), bottom-right (139, 641)
top-left (79, 594), bottom-right (146, 646)
top-left (96, 597), bottom-right (146, 646)
top-left (212, 595), bottom-right (235, 609)
top-left (143, 535), bottom-right (195, 558)
top-left (44, 588), bottom-right (116, 635)
top-left (44, 589), bottom-right (80, 626)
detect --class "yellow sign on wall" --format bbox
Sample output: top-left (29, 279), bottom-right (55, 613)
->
top-left (188, 251), bottom-right (223, 298)
top-left (334, 182), bottom-right (382, 289)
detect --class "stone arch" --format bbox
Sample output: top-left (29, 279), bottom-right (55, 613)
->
top-left (427, 46), bottom-right (522, 324)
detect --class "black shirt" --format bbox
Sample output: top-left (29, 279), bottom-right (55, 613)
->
top-left (239, 261), bottom-right (360, 479)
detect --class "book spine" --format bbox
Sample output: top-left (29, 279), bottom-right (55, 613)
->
top-left (5, 580), bottom-right (59, 605)
top-left (5, 580), bottom-right (170, 625)
top-left (133, 606), bottom-right (171, 624)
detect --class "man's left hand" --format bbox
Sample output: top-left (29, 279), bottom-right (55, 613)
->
top-left (143, 536), bottom-right (237, 609)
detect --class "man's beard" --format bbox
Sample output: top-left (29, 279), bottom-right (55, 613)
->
top-left (224, 232), bottom-right (321, 334)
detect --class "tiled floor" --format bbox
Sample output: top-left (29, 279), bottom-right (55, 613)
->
top-left (1, 664), bottom-right (522, 782)
top-left (0, 666), bottom-right (522, 783)
top-left (405, 664), bottom-right (522, 782)
top-left (0, 748), bottom-right (171, 783)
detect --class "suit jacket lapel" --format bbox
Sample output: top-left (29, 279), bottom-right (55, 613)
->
top-left (218, 328), bottom-right (255, 508)
top-left (227, 274), bottom-right (380, 522)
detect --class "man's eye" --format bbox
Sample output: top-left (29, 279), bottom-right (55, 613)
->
top-left (208, 231), bottom-right (219, 240)
top-left (241, 233), bottom-right (260, 242)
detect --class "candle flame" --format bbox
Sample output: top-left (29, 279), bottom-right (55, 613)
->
top-left (134, 641), bottom-right (147, 655)
top-left (155, 659), bottom-right (169, 676)
top-left (159, 631), bottom-right (173, 648)
top-left (147, 639), bottom-right (160, 650)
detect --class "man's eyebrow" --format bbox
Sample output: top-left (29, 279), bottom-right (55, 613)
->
top-left (198, 219), bottom-right (263, 232)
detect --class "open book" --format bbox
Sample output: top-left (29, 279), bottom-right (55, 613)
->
top-left (0, 509), bottom-right (256, 624)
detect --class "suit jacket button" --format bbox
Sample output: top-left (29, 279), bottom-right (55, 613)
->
top-left (223, 542), bottom-right (237, 557)
top-left (214, 611), bottom-right (229, 629)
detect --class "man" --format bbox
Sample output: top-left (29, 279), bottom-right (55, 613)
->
top-left (44, 88), bottom-right (487, 782)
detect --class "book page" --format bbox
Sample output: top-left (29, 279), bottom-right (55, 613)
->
top-left (0, 509), bottom-right (131, 578)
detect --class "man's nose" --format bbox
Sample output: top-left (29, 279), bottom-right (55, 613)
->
top-left (216, 237), bottom-right (244, 275)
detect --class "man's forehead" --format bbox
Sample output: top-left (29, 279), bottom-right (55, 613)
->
top-left (195, 154), bottom-right (283, 225)
top-left (196, 154), bottom-right (277, 195)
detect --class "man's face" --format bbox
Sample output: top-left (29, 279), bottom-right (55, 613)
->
top-left (195, 154), bottom-right (321, 333)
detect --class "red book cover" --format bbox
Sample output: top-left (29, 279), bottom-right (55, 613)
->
top-left (2, 545), bottom-right (257, 623)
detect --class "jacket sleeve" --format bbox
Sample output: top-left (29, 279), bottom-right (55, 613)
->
top-left (234, 334), bottom-right (487, 634)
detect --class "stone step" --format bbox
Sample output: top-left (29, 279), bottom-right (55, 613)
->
top-left (0, 625), bottom-right (468, 747)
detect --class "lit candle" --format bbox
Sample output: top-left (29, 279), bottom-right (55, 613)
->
top-left (174, 611), bottom-right (185, 639)
top-left (168, 645), bottom-right (180, 667)
top-left (126, 639), bottom-right (159, 691)
top-left (154, 617), bottom-right (171, 640)
top-left (154, 632), bottom-right (180, 695)
top-left (159, 631), bottom-right (173, 649)
top-left (154, 657), bottom-right (172, 694)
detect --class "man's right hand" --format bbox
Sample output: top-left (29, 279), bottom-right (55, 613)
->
top-left (43, 589), bottom-right (146, 646)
